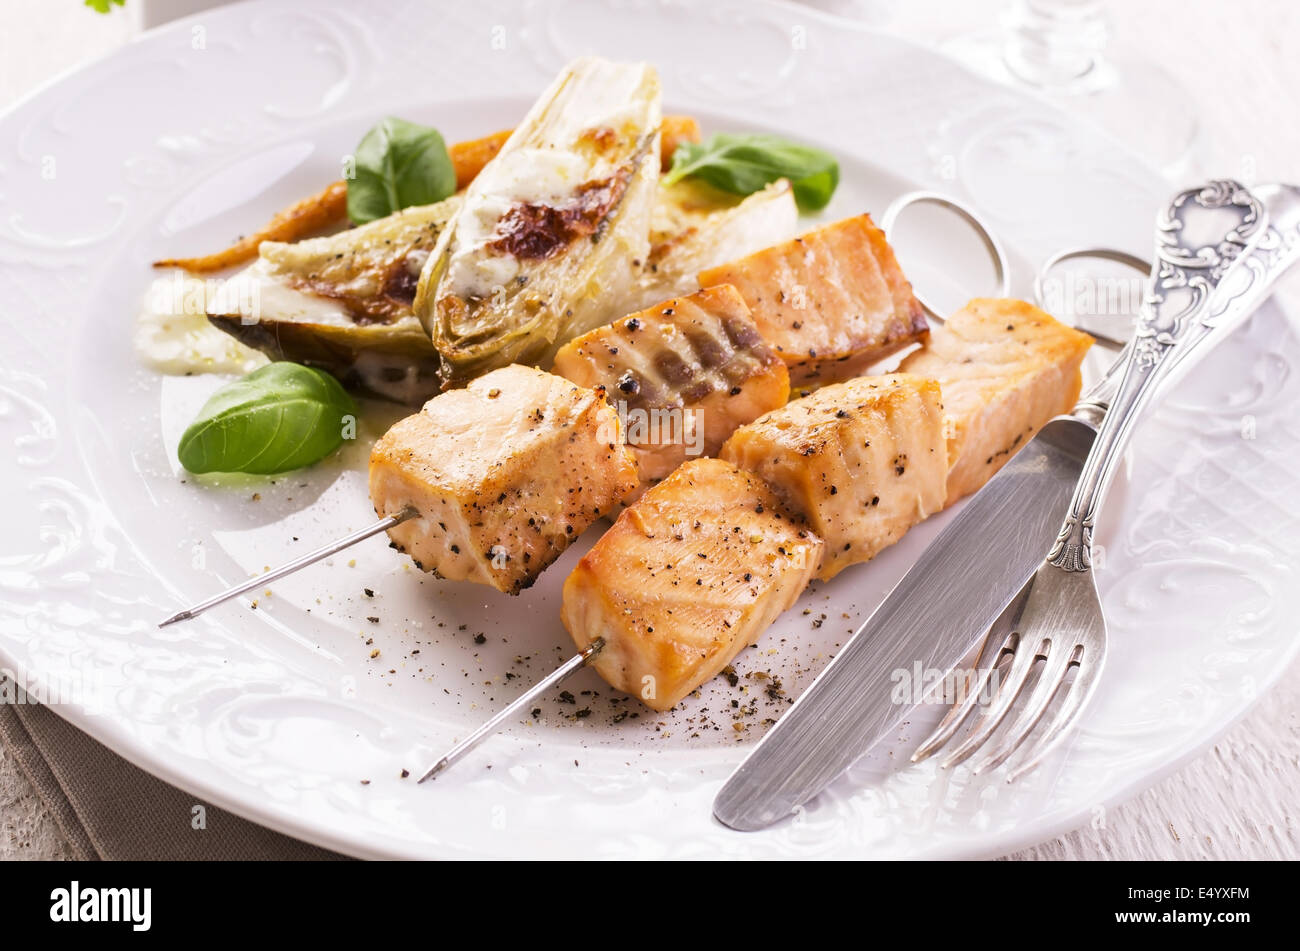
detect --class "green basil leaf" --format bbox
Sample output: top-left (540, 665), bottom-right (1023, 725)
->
top-left (662, 132), bottom-right (840, 212)
top-left (178, 363), bottom-right (357, 475)
top-left (347, 117), bottom-right (457, 225)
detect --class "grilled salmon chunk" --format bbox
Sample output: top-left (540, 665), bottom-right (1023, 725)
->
top-left (561, 458), bottom-right (823, 711)
top-left (899, 298), bottom-right (1094, 506)
top-left (721, 374), bottom-right (946, 581)
top-left (369, 365), bottom-right (638, 594)
top-left (552, 285), bottom-right (789, 494)
top-left (698, 214), bottom-right (928, 385)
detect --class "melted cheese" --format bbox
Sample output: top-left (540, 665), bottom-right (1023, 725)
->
top-left (440, 58), bottom-right (658, 301)
top-left (133, 272), bottom-right (268, 375)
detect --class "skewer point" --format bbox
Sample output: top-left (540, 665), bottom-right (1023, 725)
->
top-left (417, 759), bottom-right (447, 784)
top-left (156, 508), bottom-right (417, 628)
top-left (414, 639), bottom-right (605, 781)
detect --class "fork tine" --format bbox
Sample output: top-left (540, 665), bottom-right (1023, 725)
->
top-left (970, 642), bottom-right (1081, 775)
top-left (912, 583), bottom-right (1034, 763)
top-left (1005, 644), bottom-right (1107, 782)
top-left (940, 632), bottom-right (1045, 769)
top-left (911, 633), bottom-right (1011, 762)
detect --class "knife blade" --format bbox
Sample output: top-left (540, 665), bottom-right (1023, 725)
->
top-left (713, 182), bottom-right (1300, 832)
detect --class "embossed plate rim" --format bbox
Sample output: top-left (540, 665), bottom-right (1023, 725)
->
top-left (1, 0), bottom-right (1295, 859)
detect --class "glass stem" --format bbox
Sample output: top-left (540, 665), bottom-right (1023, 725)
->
top-left (1003, 0), bottom-right (1109, 90)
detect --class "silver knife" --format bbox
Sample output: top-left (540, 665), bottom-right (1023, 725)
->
top-left (714, 182), bottom-right (1300, 832)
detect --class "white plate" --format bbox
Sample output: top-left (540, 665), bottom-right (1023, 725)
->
top-left (1, 0), bottom-right (1296, 860)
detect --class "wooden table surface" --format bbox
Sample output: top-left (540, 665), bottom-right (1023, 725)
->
top-left (0, 0), bottom-right (1295, 861)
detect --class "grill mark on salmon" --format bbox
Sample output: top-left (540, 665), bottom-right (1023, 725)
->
top-left (553, 285), bottom-right (790, 495)
top-left (561, 458), bottom-right (823, 711)
top-left (698, 214), bottom-right (928, 385)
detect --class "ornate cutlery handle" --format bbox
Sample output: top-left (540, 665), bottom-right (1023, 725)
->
top-left (1048, 180), bottom-right (1269, 572)
top-left (1073, 183), bottom-right (1300, 424)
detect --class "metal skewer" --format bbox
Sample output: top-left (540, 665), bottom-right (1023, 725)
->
top-left (418, 638), bottom-right (605, 782)
top-left (880, 190), bottom-right (1010, 322)
top-left (157, 506), bottom-right (419, 628)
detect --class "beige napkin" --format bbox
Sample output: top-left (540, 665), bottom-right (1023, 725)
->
top-left (0, 680), bottom-right (346, 860)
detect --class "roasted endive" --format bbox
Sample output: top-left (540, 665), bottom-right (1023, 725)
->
top-left (208, 198), bottom-right (460, 404)
top-left (415, 57), bottom-right (663, 388)
top-left (630, 178), bottom-right (799, 312)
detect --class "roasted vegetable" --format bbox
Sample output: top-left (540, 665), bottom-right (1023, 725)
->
top-left (415, 57), bottom-right (663, 388)
top-left (152, 132), bottom-right (508, 274)
top-left (154, 119), bottom-right (699, 275)
top-left (154, 181), bottom-right (350, 274)
top-left (658, 115), bottom-right (701, 171)
top-left (630, 177), bottom-right (798, 312)
top-left (207, 198), bottom-right (459, 404)
top-left (449, 129), bottom-right (513, 184)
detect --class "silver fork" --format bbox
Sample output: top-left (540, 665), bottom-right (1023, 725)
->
top-left (914, 180), bottom-right (1300, 781)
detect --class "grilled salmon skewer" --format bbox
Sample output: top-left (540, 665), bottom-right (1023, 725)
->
top-left (420, 303), bottom-right (1092, 775)
top-left (161, 295), bottom-right (1088, 641)
top-left (561, 458), bottom-right (823, 710)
